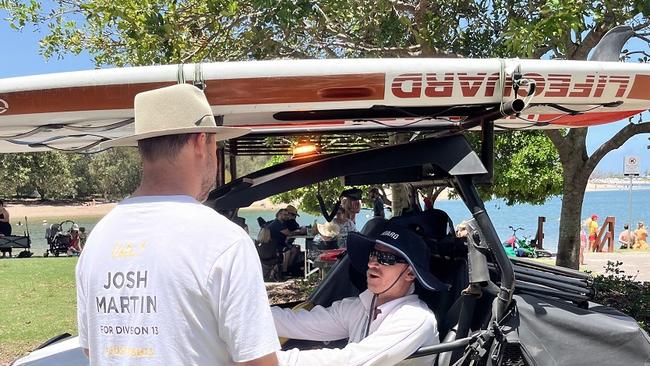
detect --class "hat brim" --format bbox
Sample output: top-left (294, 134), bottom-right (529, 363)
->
top-left (101, 126), bottom-right (251, 148)
top-left (317, 223), bottom-right (340, 238)
top-left (346, 232), bottom-right (445, 291)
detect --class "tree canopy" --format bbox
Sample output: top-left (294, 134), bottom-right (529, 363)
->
top-left (0, 148), bottom-right (141, 200)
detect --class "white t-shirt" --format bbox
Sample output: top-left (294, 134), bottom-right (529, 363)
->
top-left (76, 195), bottom-right (279, 365)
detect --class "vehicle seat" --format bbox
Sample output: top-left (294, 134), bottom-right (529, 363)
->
top-left (360, 216), bottom-right (388, 237)
top-left (414, 247), bottom-right (469, 336)
top-left (389, 209), bottom-right (455, 241)
top-left (388, 210), bottom-right (470, 338)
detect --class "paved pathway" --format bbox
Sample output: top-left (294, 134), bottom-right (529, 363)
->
top-left (582, 251), bottom-right (650, 282)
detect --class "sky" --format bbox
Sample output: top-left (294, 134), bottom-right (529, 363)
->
top-left (1, 16), bottom-right (649, 174)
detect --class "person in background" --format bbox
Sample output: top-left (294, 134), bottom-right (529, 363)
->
top-left (68, 223), bottom-right (82, 255)
top-left (633, 222), bottom-right (648, 250)
top-left (332, 207), bottom-right (357, 248)
top-left (456, 222), bottom-right (468, 238)
top-left (283, 205), bottom-right (308, 274)
top-left (0, 200), bottom-right (11, 236)
top-left (267, 209), bottom-right (289, 248)
top-left (76, 84), bottom-right (279, 366)
top-left (284, 205), bottom-right (307, 236)
top-left (340, 188), bottom-right (362, 224)
top-left (587, 214), bottom-right (599, 252)
top-left (233, 216), bottom-right (249, 234)
top-left (0, 200), bottom-right (11, 257)
top-left (267, 207), bottom-right (306, 277)
top-left (78, 227), bottom-right (88, 250)
top-left (423, 196), bottom-right (434, 211)
top-left (369, 187), bottom-right (385, 218)
top-left (579, 220), bottom-right (588, 265)
top-left (618, 224), bottom-right (635, 249)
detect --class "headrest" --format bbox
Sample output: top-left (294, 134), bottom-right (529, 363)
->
top-left (388, 209), bottom-right (454, 241)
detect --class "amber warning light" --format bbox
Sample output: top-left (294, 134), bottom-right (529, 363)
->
top-left (292, 143), bottom-right (320, 159)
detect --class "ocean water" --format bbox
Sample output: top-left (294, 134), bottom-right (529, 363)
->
top-left (240, 188), bottom-right (650, 252)
top-left (8, 188), bottom-right (649, 255)
top-left (435, 188), bottom-right (650, 252)
top-left (7, 216), bottom-right (104, 256)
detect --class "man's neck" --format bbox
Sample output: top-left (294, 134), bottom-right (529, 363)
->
top-left (375, 289), bottom-right (410, 307)
top-left (133, 160), bottom-right (200, 199)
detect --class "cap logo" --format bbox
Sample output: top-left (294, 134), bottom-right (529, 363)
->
top-left (380, 230), bottom-right (399, 240)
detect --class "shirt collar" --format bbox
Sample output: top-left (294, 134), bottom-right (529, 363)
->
top-left (359, 284), bottom-right (417, 313)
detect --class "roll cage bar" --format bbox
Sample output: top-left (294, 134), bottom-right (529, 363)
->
top-left (205, 133), bottom-right (515, 333)
top-left (207, 134), bottom-right (486, 209)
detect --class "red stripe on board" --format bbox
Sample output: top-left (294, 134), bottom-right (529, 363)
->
top-left (0, 74), bottom-right (386, 116)
top-left (627, 75), bottom-right (650, 100)
top-left (0, 82), bottom-right (175, 116)
top-left (545, 110), bottom-right (644, 127)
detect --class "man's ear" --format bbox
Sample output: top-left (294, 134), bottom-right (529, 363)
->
top-left (192, 133), bottom-right (208, 156)
top-left (405, 267), bottom-right (416, 281)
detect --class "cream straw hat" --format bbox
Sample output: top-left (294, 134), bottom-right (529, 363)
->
top-left (317, 221), bottom-right (341, 238)
top-left (103, 84), bottom-right (250, 147)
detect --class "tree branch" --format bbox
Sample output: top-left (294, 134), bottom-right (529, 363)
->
top-left (586, 121), bottom-right (650, 172)
top-left (544, 130), bottom-right (572, 163)
top-left (633, 21), bottom-right (650, 32)
top-left (325, 40), bottom-right (423, 57)
top-left (570, 24), bottom-right (606, 60)
top-left (531, 45), bottom-right (553, 59)
top-left (411, 0), bottom-right (432, 55)
top-left (388, 0), bottom-right (416, 13)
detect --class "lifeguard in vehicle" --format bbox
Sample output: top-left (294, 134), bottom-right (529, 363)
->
top-left (272, 226), bottom-right (442, 366)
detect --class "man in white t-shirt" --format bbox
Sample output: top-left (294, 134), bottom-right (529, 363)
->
top-left (272, 225), bottom-right (443, 366)
top-left (76, 84), bottom-right (280, 366)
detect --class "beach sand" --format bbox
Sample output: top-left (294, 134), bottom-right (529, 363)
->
top-left (6, 201), bottom-right (117, 218)
top-left (582, 251), bottom-right (650, 282)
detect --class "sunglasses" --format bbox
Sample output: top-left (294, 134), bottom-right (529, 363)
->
top-left (369, 248), bottom-right (408, 266)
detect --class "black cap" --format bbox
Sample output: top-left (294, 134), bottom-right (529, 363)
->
top-left (340, 188), bottom-right (362, 201)
top-left (347, 224), bottom-right (446, 291)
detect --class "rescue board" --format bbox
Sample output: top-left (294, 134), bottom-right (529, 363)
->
top-left (1, 58), bottom-right (650, 153)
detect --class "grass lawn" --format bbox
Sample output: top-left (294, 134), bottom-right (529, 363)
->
top-left (0, 257), bottom-right (78, 365)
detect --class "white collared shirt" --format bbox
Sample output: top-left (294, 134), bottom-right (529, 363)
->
top-left (272, 289), bottom-right (439, 366)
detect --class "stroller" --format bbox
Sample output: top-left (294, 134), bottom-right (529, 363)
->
top-left (44, 220), bottom-right (78, 257)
